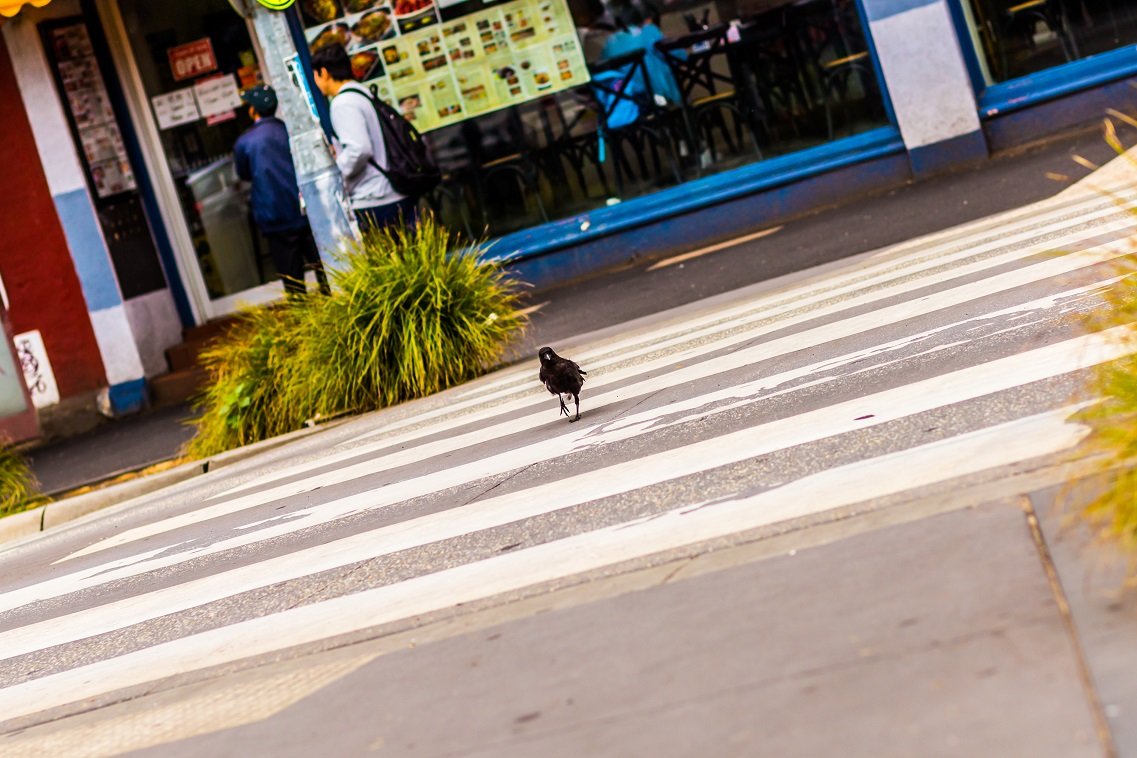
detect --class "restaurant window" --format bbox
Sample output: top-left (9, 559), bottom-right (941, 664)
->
top-left (297, 0), bottom-right (890, 237)
top-left (962, 0), bottom-right (1137, 84)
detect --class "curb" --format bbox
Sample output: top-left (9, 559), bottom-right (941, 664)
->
top-left (2, 417), bottom-right (350, 547)
top-left (0, 506), bottom-right (47, 543)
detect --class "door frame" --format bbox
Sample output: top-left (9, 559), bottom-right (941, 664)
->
top-left (92, 0), bottom-right (286, 323)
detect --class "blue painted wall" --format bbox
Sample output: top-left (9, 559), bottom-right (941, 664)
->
top-left (52, 189), bottom-right (122, 312)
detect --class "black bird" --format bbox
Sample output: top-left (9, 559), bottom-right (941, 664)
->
top-left (538, 346), bottom-right (587, 422)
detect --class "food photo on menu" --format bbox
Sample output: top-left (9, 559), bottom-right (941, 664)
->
top-left (351, 49), bottom-right (384, 80)
top-left (389, 0), bottom-right (437, 34)
top-left (302, 0), bottom-right (590, 133)
top-left (354, 9), bottom-right (395, 44)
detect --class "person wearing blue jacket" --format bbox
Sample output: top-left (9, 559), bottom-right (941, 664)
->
top-left (600, 4), bottom-right (682, 105)
top-left (233, 85), bottom-right (329, 296)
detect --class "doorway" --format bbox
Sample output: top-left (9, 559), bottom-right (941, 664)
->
top-left (97, 0), bottom-right (287, 321)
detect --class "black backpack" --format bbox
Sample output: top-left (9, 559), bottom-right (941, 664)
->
top-left (338, 88), bottom-right (441, 198)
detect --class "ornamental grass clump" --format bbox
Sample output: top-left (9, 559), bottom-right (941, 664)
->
top-left (185, 215), bottom-right (526, 458)
top-left (0, 444), bottom-right (44, 518)
top-left (184, 302), bottom-right (312, 458)
top-left (313, 214), bottom-right (526, 406)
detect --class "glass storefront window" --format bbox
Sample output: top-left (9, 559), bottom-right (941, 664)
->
top-left (297, 0), bottom-right (889, 237)
top-left (118, 0), bottom-right (276, 300)
top-left (964, 0), bottom-right (1137, 84)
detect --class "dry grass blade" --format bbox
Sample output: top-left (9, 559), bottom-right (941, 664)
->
top-left (0, 444), bottom-right (46, 518)
top-left (1073, 118), bottom-right (1137, 583)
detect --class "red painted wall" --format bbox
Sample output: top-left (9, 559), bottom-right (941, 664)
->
top-left (0, 35), bottom-right (105, 397)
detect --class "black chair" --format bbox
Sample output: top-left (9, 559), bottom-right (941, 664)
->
top-left (996, 0), bottom-right (1079, 78)
top-left (532, 94), bottom-right (615, 209)
top-left (731, 13), bottom-right (811, 140)
top-left (476, 153), bottom-right (549, 231)
top-left (820, 50), bottom-right (882, 138)
top-left (781, 0), bottom-right (883, 138)
top-left (447, 112), bottom-right (549, 235)
top-left (422, 170), bottom-right (476, 240)
top-left (656, 26), bottom-right (763, 173)
top-left (587, 50), bottom-right (684, 197)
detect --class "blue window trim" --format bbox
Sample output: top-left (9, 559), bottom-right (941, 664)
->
top-left (946, 0), bottom-right (1137, 118)
top-left (286, 6), bottom-right (334, 136)
top-left (978, 46), bottom-right (1137, 118)
top-left (945, 0), bottom-right (988, 93)
top-left (852, 0), bottom-right (898, 126)
top-left (484, 126), bottom-right (904, 264)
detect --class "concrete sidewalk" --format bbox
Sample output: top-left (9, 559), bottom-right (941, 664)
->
top-left (4, 463), bottom-right (1130, 756)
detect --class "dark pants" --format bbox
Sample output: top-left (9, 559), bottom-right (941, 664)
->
top-left (265, 226), bottom-right (330, 296)
top-left (355, 197), bottom-right (419, 236)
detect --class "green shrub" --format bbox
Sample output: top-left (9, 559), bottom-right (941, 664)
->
top-left (184, 302), bottom-right (311, 458)
top-left (185, 215), bottom-right (526, 458)
top-left (0, 445), bottom-right (43, 517)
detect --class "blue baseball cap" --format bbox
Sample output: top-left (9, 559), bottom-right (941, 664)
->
top-left (241, 85), bottom-right (278, 115)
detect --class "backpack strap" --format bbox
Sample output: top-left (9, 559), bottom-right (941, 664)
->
top-left (333, 87), bottom-right (390, 178)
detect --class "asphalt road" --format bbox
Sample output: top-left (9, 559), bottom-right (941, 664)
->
top-left (24, 127), bottom-right (1121, 493)
top-left (517, 126), bottom-right (1122, 352)
top-left (1, 134), bottom-right (1135, 756)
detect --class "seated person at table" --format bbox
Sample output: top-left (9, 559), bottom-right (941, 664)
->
top-left (600, 4), bottom-right (682, 104)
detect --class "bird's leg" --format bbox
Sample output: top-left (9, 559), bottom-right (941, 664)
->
top-left (571, 393), bottom-right (581, 422)
top-left (558, 395), bottom-right (569, 417)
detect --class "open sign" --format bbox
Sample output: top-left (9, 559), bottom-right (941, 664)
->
top-left (168, 39), bottom-right (217, 82)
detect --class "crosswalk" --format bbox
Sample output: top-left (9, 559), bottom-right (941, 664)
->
top-left (1, 172), bottom-right (1135, 751)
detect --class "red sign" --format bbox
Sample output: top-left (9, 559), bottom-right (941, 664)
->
top-left (168, 39), bottom-right (217, 82)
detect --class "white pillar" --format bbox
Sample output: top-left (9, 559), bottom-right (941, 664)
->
top-left (863, 0), bottom-right (987, 176)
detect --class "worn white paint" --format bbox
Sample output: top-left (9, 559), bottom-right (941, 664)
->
top-left (0, 406), bottom-right (1089, 723)
top-left (12, 317), bottom-right (1129, 628)
top-left (1, 0), bottom-right (88, 197)
top-left (88, 305), bottom-right (146, 385)
top-left (13, 330), bottom-right (60, 408)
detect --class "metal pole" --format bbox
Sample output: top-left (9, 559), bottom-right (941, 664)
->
top-left (237, 0), bottom-right (358, 267)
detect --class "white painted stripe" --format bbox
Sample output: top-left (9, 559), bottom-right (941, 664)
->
top-left (410, 199), bottom-right (1137, 420)
top-left (2, 14), bottom-right (89, 197)
top-left (7, 323), bottom-right (1128, 640)
top-left (389, 192), bottom-right (1137, 422)
top-left (343, 204), bottom-right (1137, 453)
top-left (194, 239), bottom-right (1133, 520)
top-left (216, 216), bottom-right (1137, 514)
top-left (88, 306), bottom-right (146, 385)
top-left (646, 226), bottom-right (784, 271)
top-left (52, 246), bottom-right (1125, 582)
top-left (0, 405), bottom-right (1089, 723)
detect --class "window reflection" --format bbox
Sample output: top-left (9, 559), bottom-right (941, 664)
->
top-left (965, 0), bottom-right (1137, 84)
top-left (307, 0), bottom-right (890, 237)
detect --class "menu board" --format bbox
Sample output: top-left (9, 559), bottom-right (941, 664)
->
top-left (47, 24), bottom-right (138, 198)
top-left (301, 0), bottom-right (589, 132)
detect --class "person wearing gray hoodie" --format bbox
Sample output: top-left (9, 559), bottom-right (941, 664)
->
top-left (310, 44), bottom-right (418, 233)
